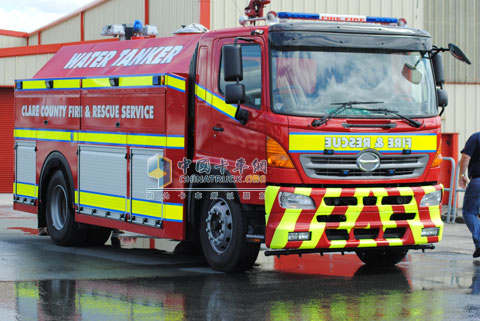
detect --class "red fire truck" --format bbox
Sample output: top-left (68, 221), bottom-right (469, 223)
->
top-left (13, 2), bottom-right (470, 272)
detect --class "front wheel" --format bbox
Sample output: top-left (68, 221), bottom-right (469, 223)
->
top-left (199, 191), bottom-right (259, 272)
top-left (355, 248), bottom-right (408, 267)
top-left (45, 170), bottom-right (84, 246)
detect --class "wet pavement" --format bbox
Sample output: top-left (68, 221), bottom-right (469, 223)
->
top-left (1, 195), bottom-right (480, 320)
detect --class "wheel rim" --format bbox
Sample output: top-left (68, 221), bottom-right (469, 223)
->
top-left (205, 198), bottom-right (233, 254)
top-left (50, 185), bottom-right (68, 230)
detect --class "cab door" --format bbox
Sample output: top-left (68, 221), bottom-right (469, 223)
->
top-left (209, 37), bottom-right (267, 203)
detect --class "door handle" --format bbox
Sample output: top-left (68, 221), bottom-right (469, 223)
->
top-left (213, 125), bottom-right (224, 132)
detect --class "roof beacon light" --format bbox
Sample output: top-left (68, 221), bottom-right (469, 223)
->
top-left (277, 12), bottom-right (400, 25)
top-left (266, 11), bottom-right (279, 24)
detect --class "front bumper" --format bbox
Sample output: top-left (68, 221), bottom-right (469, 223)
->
top-left (265, 185), bottom-right (443, 250)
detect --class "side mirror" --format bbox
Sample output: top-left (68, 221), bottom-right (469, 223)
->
top-left (235, 107), bottom-right (249, 125)
top-left (448, 43), bottom-right (471, 65)
top-left (223, 45), bottom-right (243, 81)
top-left (432, 53), bottom-right (444, 87)
top-left (437, 88), bottom-right (448, 107)
top-left (225, 83), bottom-right (245, 104)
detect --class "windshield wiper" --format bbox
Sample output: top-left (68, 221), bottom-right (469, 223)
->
top-left (311, 101), bottom-right (383, 127)
top-left (363, 108), bottom-right (422, 128)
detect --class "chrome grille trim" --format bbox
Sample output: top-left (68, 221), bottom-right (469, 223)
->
top-left (300, 153), bottom-right (429, 180)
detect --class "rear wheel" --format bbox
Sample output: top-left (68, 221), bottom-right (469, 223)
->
top-left (84, 228), bottom-right (112, 246)
top-left (355, 248), bottom-right (408, 267)
top-left (45, 170), bottom-right (84, 246)
top-left (199, 191), bottom-right (259, 272)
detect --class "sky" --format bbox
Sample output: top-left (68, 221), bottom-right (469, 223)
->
top-left (0, 0), bottom-right (94, 33)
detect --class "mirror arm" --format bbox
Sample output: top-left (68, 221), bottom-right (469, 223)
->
top-left (439, 106), bottom-right (445, 116)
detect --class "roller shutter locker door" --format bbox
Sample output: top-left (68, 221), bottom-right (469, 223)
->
top-left (0, 88), bottom-right (14, 193)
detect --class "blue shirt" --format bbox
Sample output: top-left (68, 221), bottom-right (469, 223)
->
top-left (461, 132), bottom-right (480, 179)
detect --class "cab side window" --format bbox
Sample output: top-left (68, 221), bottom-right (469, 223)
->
top-left (219, 44), bottom-right (262, 109)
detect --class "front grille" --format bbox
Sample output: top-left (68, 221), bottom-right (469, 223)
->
top-left (300, 153), bottom-right (428, 180)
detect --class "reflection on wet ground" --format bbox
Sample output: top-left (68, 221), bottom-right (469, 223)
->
top-left (0, 252), bottom-right (480, 320)
top-left (1, 207), bottom-right (480, 320)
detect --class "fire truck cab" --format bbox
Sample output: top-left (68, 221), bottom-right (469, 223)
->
top-left (13, 9), bottom-right (470, 272)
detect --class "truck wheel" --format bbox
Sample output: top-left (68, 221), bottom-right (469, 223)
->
top-left (355, 248), bottom-right (408, 267)
top-left (45, 170), bottom-right (84, 246)
top-left (199, 191), bottom-right (259, 272)
top-left (84, 228), bottom-right (112, 246)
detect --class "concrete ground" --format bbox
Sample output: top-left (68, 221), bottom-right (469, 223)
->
top-left (1, 193), bottom-right (480, 320)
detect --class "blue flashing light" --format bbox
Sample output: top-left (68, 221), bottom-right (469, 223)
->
top-left (15, 81), bottom-right (22, 90)
top-left (133, 19), bottom-right (143, 32)
top-left (341, 170), bottom-right (350, 176)
top-left (366, 16), bottom-right (398, 23)
top-left (387, 169), bottom-right (396, 175)
top-left (278, 12), bottom-right (320, 20)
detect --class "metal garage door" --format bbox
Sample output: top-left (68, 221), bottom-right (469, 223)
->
top-left (0, 88), bottom-right (14, 193)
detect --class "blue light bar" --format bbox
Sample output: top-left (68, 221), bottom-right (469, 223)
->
top-left (278, 12), bottom-right (320, 20)
top-left (366, 16), bottom-right (398, 23)
top-left (277, 12), bottom-right (399, 25)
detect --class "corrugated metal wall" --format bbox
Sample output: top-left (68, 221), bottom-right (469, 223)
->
top-left (28, 34), bottom-right (39, 46)
top-left (41, 15), bottom-right (81, 45)
top-left (150, 0), bottom-right (199, 37)
top-left (210, 0), bottom-right (424, 30)
top-left (84, 0), bottom-right (145, 41)
top-left (424, 0), bottom-right (479, 83)
top-left (0, 54), bottom-right (54, 86)
top-left (0, 35), bottom-right (26, 48)
top-left (0, 88), bottom-right (14, 192)
top-left (424, 0), bottom-right (480, 204)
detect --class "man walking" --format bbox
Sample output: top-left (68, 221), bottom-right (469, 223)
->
top-left (459, 132), bottom-right (480, 258)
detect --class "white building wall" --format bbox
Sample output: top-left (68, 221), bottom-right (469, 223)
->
top-left (0, 35), bottom-right (26, 48)
top-left (150, 0), bottom-right (199, 37)
top-left (28, 34), bottom-right (39, 46)
top-left (442, 84), bottom-right (480, 154)
top-left (84, 0), bottom-right (145, 41)
top-left (41, 15), bottom-right (81, 45)
top-left (0, 54), bottom-right (54, 86)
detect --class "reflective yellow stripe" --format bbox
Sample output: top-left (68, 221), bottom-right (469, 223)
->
top-left (79, 191), bottom-right (126, 213)
top-left (14, 129), bottom-right (36, 139)
top-left (289, 133), bottom-right (437, 153)
top-left (36, 130), bottom-right (72, 141)
top-left (270, 208), bottom-right (302, 248)
top-left (77, 132), bottom-right (127, 145)
top-left (132, 199), bottom-right (183, 222)
top-left (16, 183), bottom-right (37, 198)
top-left (166, 75), bottom-right (185, 92)
top-left (195, 84), bottom-right (206, 101)
top-left (53, 79), bottom-right (81, 89)
top-left (265, 186), bottom-right (281, 215)
top-left (166, 136), bottom-right (184, 149)
top-left (211, 94), bottom-right (237, 118)
top-left (16, 129), bottom-right (183, 148)
top-left (119, 76), bottom-right (153, 87)
top-left (22, 80), bottom-right (47, 90)
top-left (205, 91), bottom-right (213, 105)
top-left (82, 78), bottom-right (111, 88)
top-left (127, 134), bottom-right (167, 147)
top-left (12, 183), bottom-right (15, 194)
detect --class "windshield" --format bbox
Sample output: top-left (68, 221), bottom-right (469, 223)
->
top-left (270, 49), bottom-right (437, 118)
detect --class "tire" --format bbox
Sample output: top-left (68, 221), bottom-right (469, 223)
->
top-left (199, 190), bottom-right (260, 272)
top-left (355, 248), bottom-right (408, 267)
top-left (45, 170), bottom-right (84, 246)
top-left (84, 228), bottom-right (112, 246)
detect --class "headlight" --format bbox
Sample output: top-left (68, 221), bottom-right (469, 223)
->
top-left (420, 190), bottom-right (442, 207)
top-left (279, 192), bottom-right (315, 209)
